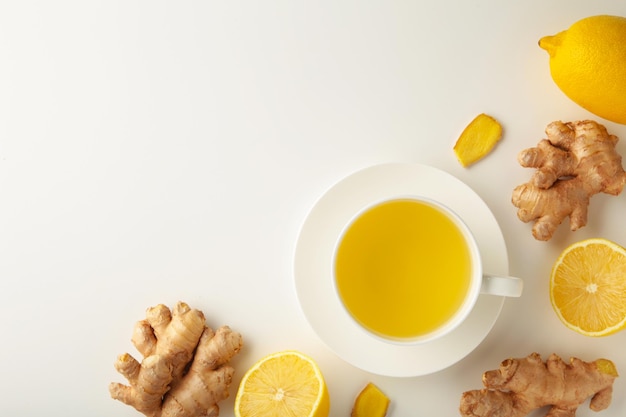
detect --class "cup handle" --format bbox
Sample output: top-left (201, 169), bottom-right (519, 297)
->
top-left (480, 274), bottom-right (523, 297)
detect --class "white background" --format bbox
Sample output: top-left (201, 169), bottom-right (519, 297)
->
top-left (2, 1), bottom-right (626, 416)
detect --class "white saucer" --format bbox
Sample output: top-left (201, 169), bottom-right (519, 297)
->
top-left (294, 163), bottom-right (509, 377)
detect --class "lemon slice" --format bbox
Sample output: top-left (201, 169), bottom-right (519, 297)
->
top-left (351, 383), bottom-right (390, 417)
top-left (550, 238), bottom-right (626, 336)
top-left (453, 113), bottom-right (503, 167)
top-left (234, 350), bottom-right (330, 417)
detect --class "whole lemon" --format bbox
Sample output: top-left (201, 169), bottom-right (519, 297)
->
top-left (539, 15), bottom-right (626, 124)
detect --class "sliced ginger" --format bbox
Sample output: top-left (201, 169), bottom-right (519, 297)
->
top-left (351, 382), bottom-right (390, 417)
top-left (454, 113), bottom-right (503, 167)
top-left (512, 120), bottom-right (626, 240)
top-left (109, 301), bottom-right (243, 417)
top-left (460, 352), bottom-right (618, 417)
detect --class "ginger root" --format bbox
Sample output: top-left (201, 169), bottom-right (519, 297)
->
top-left (512, 120), bottom-right (626, 240)
top-left (109, 301), bottom-right (243, 417)
top-left (460, 352), bottom-right (618, 417)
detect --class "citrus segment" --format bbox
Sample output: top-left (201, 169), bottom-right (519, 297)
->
top-left (550, 238), bottom-right (626, 336)
top-left (234, 350), bottom-right (330, 417)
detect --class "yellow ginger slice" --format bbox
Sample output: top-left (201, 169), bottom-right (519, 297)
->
top-left (454, 113), bottom-right (503, 167)
top-left (351, 382), bottom-right (390, 417)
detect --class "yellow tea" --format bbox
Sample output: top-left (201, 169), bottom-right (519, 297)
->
top-left (334, 198), bottom-right (472, 340)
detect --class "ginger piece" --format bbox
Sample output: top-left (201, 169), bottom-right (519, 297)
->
top-left (351, 382), bottom-right (390, 417)
top-left (512, 120), bottom-right (626, 240)
top-left (109, 301), bottom-right (243, 417)
top-left (460, 352), bottom-right (618, 417)
top-left (454, 113), bottom-right (503, 167)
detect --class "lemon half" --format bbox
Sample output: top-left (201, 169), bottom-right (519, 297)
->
top-left (550, 238), bottom-right (626, 336)
top-left (234, 350), bottom-right (330, 417)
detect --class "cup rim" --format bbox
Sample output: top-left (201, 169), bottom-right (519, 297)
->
top-left (331, 195), bottom-right (483, 346)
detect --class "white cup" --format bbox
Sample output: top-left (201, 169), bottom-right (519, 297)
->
top-left (333, 196), bottom-right (522, 345)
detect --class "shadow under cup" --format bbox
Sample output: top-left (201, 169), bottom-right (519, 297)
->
top-left (333, 196), bottom-right (516, 345)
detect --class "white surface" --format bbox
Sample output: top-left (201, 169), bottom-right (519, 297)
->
top-left (295, 163), bottom-right (508, 376)
top-left (2, 1), bottom-right (626, 416)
